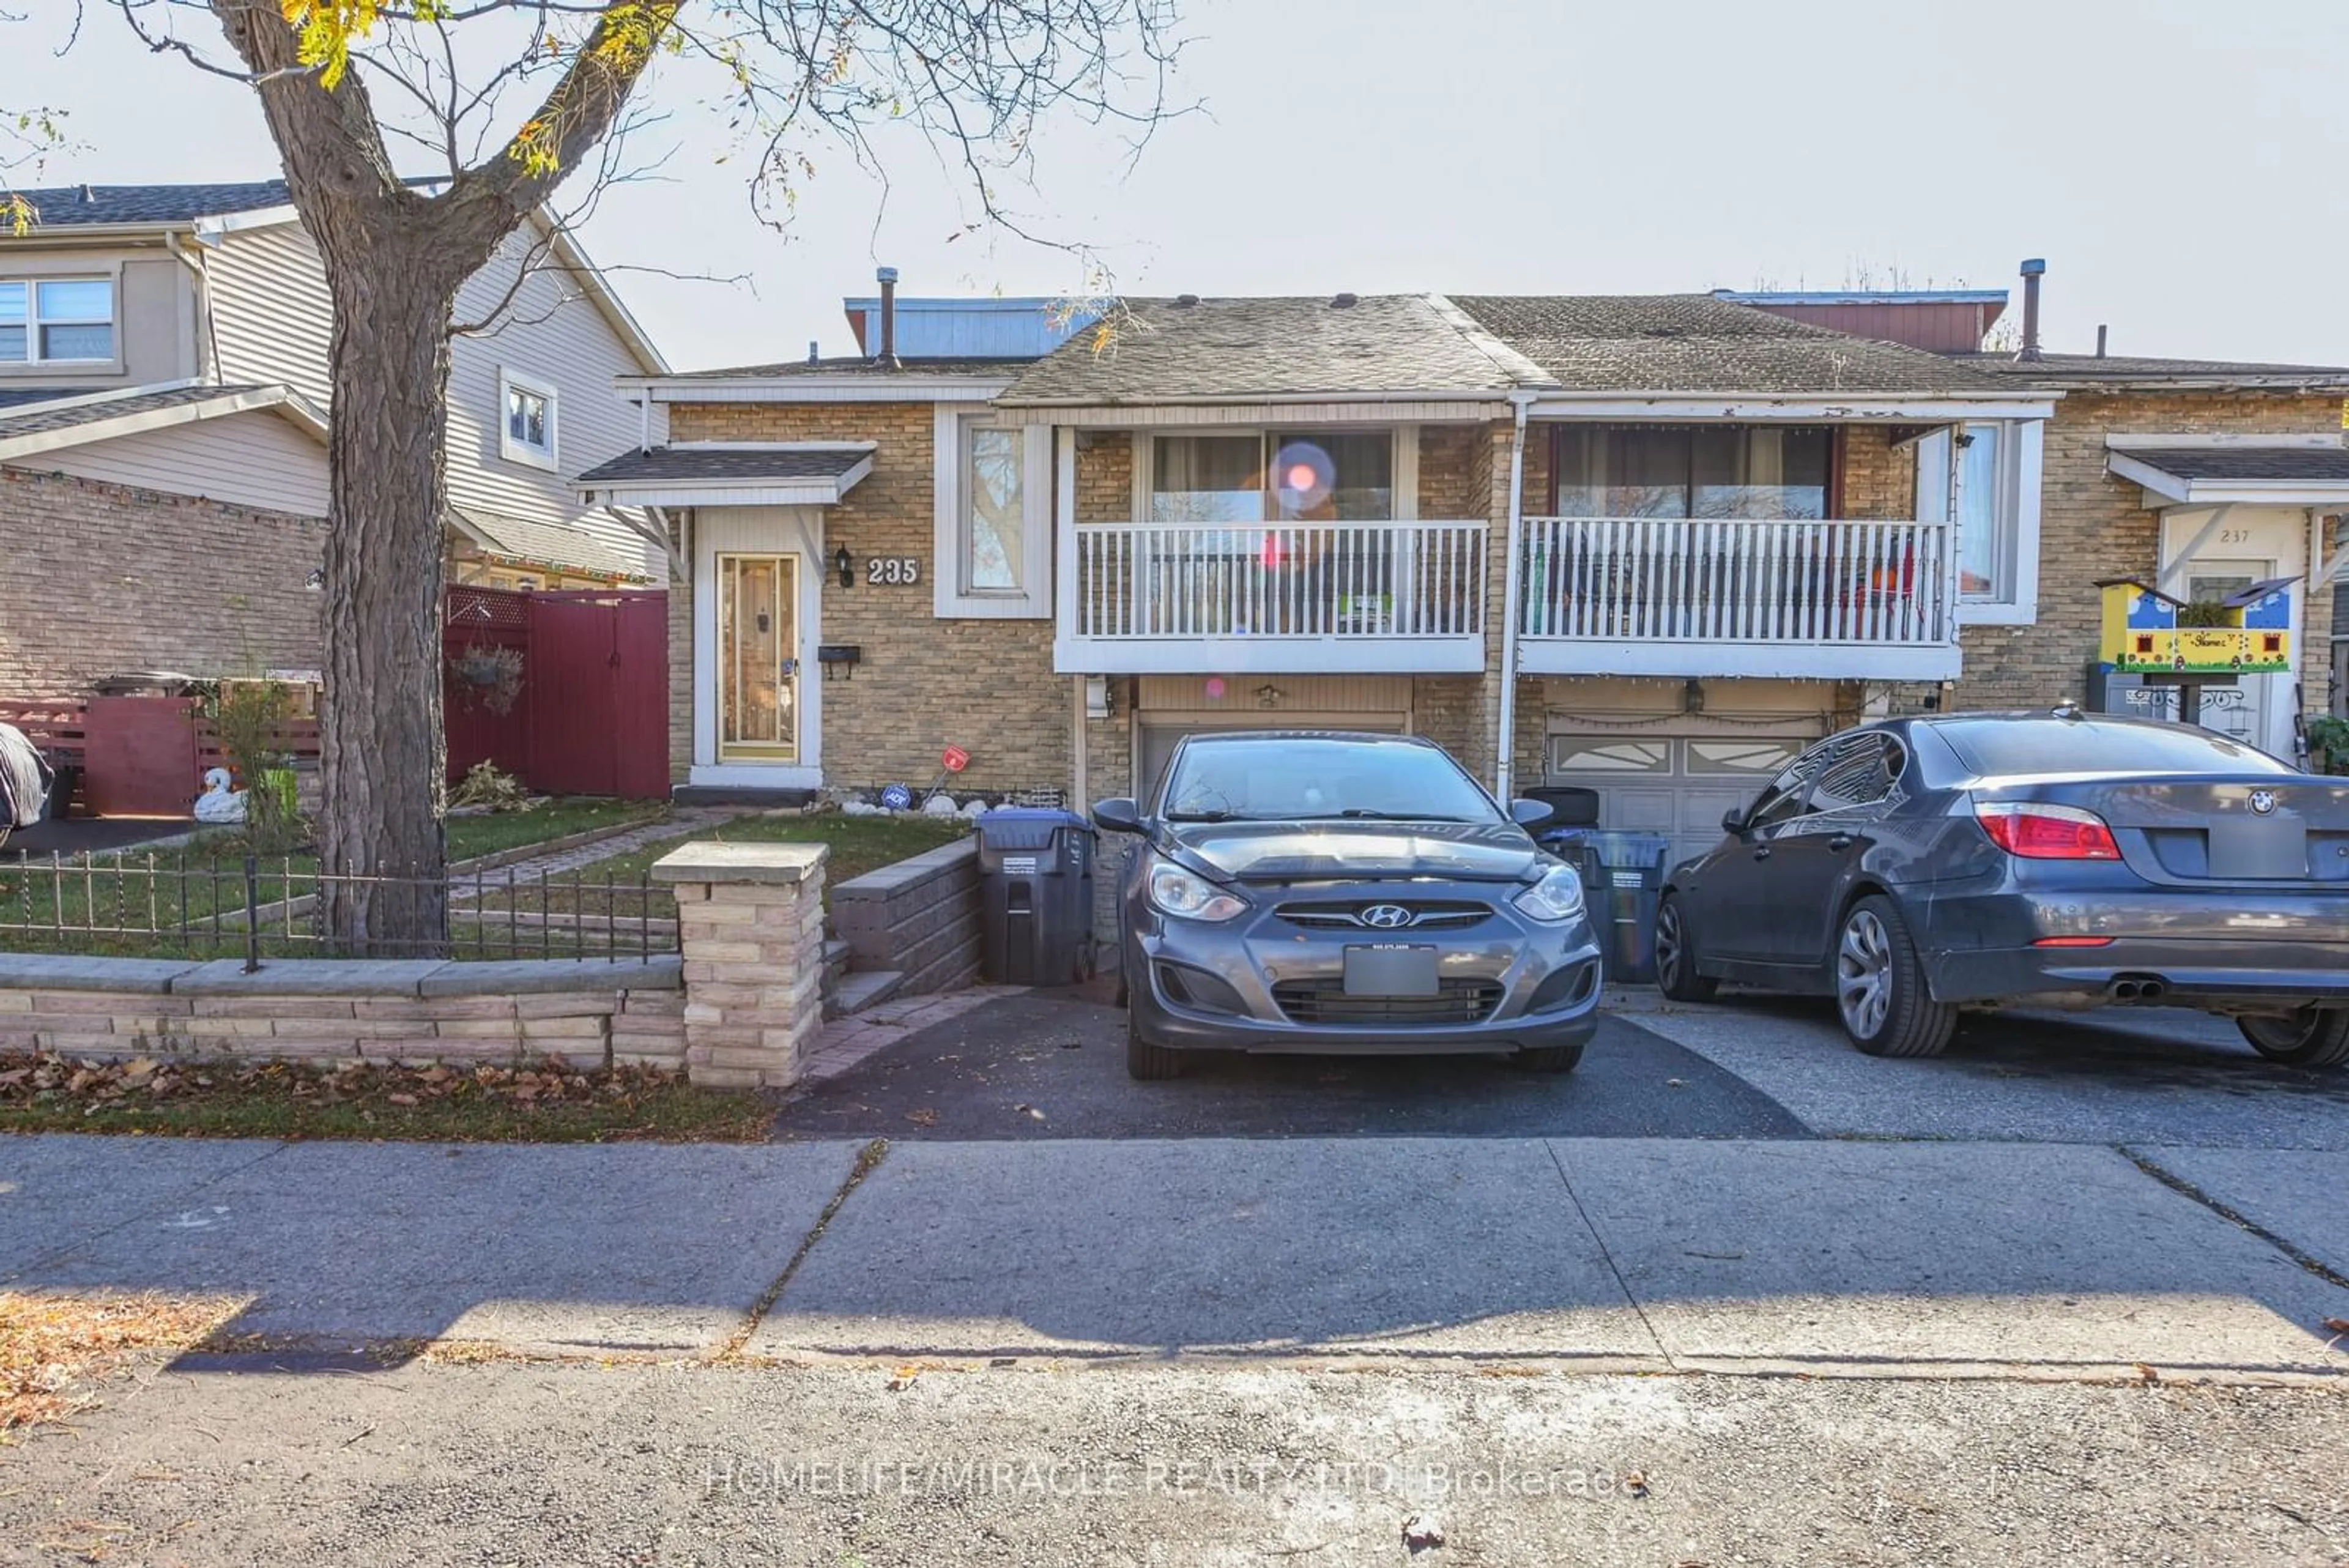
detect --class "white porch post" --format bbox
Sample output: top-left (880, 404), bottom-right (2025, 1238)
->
top-left (1942, 421), bottom-right (1966, 645)
top-left (1055, 426), bottom-right (1078, 653)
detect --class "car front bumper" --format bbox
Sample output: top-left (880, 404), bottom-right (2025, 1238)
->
top-left (1923, 888), bottom-right (2349, 1010)
top-left (1129, 897), bottom-right (1605, 1056)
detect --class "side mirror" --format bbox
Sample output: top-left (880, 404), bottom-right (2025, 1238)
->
top-left (1091, 797), bottom-right (1145, 835)
top-left (1508, 797), bottom-right (1555, 828)
top-left (1721, 805), bottom-right (1749, 835)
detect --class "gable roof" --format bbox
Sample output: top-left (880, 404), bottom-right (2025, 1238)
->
top-left (670, 355), bottom-right (1032, 381)
top-left (1454, 294), bottom-right (2015, 396)
top-left (997, 294), bottom-right (1545, 406)
top-left (0, 381), bottom-right (326, 460)
top-left (6, 180), bottom-right (294, 228)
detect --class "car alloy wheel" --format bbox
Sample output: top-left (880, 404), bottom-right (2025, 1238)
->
top-left (2236, 1008), bottom-right (2349, 1069)
top-left (1836, 908), bottom-right (1893, 1039)
top-left (1834, 894), bottom-right (1956, 1058)
top-left (1653, 894), bottom-right (1718, 1003)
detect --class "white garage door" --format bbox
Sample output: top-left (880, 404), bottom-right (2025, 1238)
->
top-left (1546, 730), bottom-right (1820, 867)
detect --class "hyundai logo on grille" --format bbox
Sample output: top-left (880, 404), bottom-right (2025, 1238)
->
top-left (1360, 904), bottom-right (1413, 929)
top-left (2250, 789), bottom-right (2278, 816)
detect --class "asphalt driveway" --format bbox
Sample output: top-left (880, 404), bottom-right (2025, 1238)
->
top-left (771, 989), bottom-right (1809, 1142)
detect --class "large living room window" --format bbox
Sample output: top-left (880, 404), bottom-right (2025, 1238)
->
top-left (1550, 426), bottom-right (1831, 519)
top-left (0, 277), bottom-right (115, 363)
top-left (1148, 431), bottom-right (1397, 522)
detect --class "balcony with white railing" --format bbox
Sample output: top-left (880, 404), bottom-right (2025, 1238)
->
top-left (1055, 520), bottom-right (1488, 674)
top-left (1515, 515), bottom-right (1962, 680)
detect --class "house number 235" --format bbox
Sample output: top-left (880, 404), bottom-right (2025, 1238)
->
top-left (867, 556), bottom-right (922, 585)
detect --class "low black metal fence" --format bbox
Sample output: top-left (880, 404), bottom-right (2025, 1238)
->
top-left (0, 850), bottom-right (678, 968)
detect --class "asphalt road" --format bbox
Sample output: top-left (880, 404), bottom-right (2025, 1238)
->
top-left (770, 990), bottom-right (1809, 1142)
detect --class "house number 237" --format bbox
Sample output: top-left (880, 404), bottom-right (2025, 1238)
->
top-left (867, 556), bottom-right (922, 585)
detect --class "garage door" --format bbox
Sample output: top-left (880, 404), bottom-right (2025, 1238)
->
top-left (1137, 716), bottom-right (1408, 805)
top-left (1546, 730), bottom-right (1820, 867)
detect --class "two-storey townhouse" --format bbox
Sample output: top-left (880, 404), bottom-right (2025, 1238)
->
top-left (1720, 267), bottom-right (2349, 759)
top-left (590, 282), bottom-right (2057, 927)
top-left (0, 180), bottom-right (667, 698)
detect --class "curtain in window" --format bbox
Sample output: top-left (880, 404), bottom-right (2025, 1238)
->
top-left (966, 426), bottom-right (1023, 590)
top-left (1956, 425), bottom-right (2002, 596)
top-left (1151, 435), bottom-right (1263, 523)
top-left (1554, 426), bottom-right (1828, 519)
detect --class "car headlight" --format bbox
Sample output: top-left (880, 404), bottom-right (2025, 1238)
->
top-left (1512, 864), bottom-right (1587, 924)
top-left (1147, 858), bottom-right (1249, 923)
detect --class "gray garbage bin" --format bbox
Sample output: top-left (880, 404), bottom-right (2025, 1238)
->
top-left (976, 807), bottom-right (1096, 986)
top-left (1587, 831), bottom-right (1672, 985)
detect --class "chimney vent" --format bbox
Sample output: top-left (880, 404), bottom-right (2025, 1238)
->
top-left (78, 184), bottom-right (94, 203)
top-left (875, 266), bottom-right (900, 368)
top-left (1174, 293), bottom-right (1200, 308)
top-left (1331, 291), bottom-right (1358, 308)
top-left (808, 340), bottom-right (820, 365)
top-left (2096, 324), bottom-right (2108, 359)
top-left (2016, 258), bottom-right (2046, 363)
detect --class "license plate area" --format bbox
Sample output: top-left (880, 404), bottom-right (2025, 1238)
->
top-left (1343, 944), bottom-right (1439, 997)
top-left (2209, 818), bottom-right (2309, 879)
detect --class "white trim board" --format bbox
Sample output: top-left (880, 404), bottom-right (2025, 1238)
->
top-left (2107, 451), bottom-right (2349, 508)
top-left (0, 384), bottom-right (325, 461)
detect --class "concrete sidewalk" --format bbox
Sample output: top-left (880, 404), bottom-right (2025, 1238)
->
top-left (3, 1132), bottom-right (2345, 1380)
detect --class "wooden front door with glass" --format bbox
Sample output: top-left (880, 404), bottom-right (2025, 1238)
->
top-left (718, 552), bottom-right (797, 762)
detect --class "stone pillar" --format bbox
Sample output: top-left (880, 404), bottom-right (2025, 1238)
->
top-left (651, 841), bottom-right (828, 1089)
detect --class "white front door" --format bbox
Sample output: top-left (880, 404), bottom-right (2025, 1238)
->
top-left (692, 506), bottom-right (825, 789)
top-left (2158, 506), bottom-right (2307, 761)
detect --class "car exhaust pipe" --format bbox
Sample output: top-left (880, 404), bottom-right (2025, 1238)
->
top-left (2110, 980), bottom-right (2140, 1001)
top-left (2107, 974), bottom-right (2167, 1004)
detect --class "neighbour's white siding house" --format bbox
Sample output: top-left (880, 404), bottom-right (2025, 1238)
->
top-left (31, 407), bottom-right (329, 519)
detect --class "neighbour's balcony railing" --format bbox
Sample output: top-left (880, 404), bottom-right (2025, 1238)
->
top-left (1519, 516), bottom-right (1955, 645)
top-left (1058, 520), bottom-right (1487, 673)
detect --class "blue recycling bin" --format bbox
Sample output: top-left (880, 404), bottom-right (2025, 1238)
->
top-left (1587, 831), bottom-right (1672, 985)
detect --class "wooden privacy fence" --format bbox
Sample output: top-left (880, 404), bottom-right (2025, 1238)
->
top-left (445, 585), bottom-right (668, 800)
top-left (0, 697), bottom-right (319, 818)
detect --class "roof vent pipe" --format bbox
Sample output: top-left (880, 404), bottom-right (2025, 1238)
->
top-left (807, 340), bottom-right (819, 365)
top-left (875, 265), bottom-right (900, 368)
top-left (2096, 324), bottom-right (2108, 359)
top-left (2016, 258), bottom-right (2046, 362)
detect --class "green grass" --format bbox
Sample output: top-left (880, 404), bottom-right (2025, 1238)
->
top-left (567, 811), bottom-right (968, 890)
top-left (445, 798), bottom-right (668, 861)
top-left (0, 1058), bottom-right (771, 1143)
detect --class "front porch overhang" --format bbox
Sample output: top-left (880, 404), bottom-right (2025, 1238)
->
top-left (1054, 635), bottom-right (1486, 677)
top-left (1517, 638), bottom-right (1961, 683)
top-left (574, 442), bottom-right (875, 510)
top-left (2106, 448), bottom-right (2349, 509)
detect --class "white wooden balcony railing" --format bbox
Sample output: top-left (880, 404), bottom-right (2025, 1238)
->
top-left (1515, 516), bottom-right (1962, 680)
top-left (1055, 520), bottom-right (1486, 674)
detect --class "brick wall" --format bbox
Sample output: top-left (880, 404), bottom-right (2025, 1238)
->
top-left (0, 467), bottom-right (324, 696)
top-left (1954, 390), bottom-right (2342, 716)
top-left (664, 401), bottom-right (1069, 796)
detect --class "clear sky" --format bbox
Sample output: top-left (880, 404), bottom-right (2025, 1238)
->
top-left (15, 0), bottom-right (2349, 373)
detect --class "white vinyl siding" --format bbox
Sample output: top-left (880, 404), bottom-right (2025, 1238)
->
top-left (202, 221), bottom-right (335, 407)
top-left (27, 407), bottom-right (329, 518)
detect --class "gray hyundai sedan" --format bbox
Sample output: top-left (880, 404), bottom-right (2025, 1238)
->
top-left (1092, 731), bottom-right (1603, 1080)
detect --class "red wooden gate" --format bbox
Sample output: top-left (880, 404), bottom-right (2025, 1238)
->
top-left (81, 696), bottom-right (199, 817)
top-left (445, 586), bottom-right (668, 800)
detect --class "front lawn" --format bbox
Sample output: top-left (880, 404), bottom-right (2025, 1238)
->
top-left (446, 798), bottom-right (669, 861)
top-left (0, 1054), bottom-right (772, 1142)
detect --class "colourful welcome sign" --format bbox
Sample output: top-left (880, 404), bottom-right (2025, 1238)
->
top-left (2096, 576), bottom-right (2298, 676)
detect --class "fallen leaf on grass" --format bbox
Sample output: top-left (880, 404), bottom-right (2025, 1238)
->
top-left (385, 1093), bottom-right (420, 1107)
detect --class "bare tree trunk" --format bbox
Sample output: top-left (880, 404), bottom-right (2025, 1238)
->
top-left (314, 218), bottom-right (459, 953)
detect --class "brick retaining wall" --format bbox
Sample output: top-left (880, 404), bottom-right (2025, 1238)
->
top-left (829, 837), bottom-right (981, 994)
top-left (0, 954), bottom-right (685, 1069)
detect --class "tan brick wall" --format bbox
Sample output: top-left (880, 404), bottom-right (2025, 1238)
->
top-left (0, 981), bottom-right (684, 1069)
top-left (664, 401), bottom-right (1069, 797)
top-left (1840, 426), bottom-right (1914, 518)
top-left (1076, 431), bottom-right (1134, 523)
top-left (1953, 390), bottom-right (2343, 717)
top-left (1419, 425), bottom-right (1485, 520)
top-left (0, 466), bottom-right (323, 696)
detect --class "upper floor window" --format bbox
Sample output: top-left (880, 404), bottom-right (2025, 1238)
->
top-left (0, 277), bottom-right (116, 364)
top-left (498, 367), bottom-right (557, 469)
top-left (1550, 426), bottom-right (1831, 519)
top-left (933, 411), bottom-right (1050, 620)
top-left (1147, 431), bottom-right (1396, 523)
top-left (1917, 420), bottom-right (2041, 624)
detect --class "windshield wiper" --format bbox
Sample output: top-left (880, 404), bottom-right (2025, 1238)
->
top-left (1164, 809), bottom-right (1245, 823)
top-left (1299, 809), bottom-right (1480, 823)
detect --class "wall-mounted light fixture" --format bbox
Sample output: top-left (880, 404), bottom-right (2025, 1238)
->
top-left (834, 544), bottom-right (853, 588)
top-left (1084, 674), bottom-right (1113, 720)
top-left (1682, 678), bottom-right (1705, 715)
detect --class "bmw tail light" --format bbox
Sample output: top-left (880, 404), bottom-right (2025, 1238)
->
top-left (1975, 802), bottom-right (2122, 861)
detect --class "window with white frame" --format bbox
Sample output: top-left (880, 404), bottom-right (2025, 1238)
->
top-left (933, 410), bottom-right (1051, 618)
top-left (1917, 420), bottom-right (2041, 624)
top-left (499, 368), bottom-right (557, 469)
top-left (0, 277), bottom-right (116, 364)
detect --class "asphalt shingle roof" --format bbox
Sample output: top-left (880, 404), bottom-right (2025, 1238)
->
top-left (673, 355), bottom-right (1031, 380)
top-left (7, 181), bottom-right (294, 228)
top-left (572, 445), bottom-right (872, 485)
top-left (449, 507), bottom-right (650, 581)
top-left (1952, 351), bottom-right (2349, 387)
top-left (2115, 447), bottom-right (2349, 482)
top-left (0, 384), bottom-right (278, 439)
top-left (1453, 294), bottom-right (2014, 395)
top-left (0, 387), bottom-right (102, 411)
top-left (998, 295), bottom-right (1539, 404)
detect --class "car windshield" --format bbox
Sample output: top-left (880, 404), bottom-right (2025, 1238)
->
top-left (1160, 737), bottom-right (1502, 823)
top-left (1935, 718), bottom-right (2297, 778)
